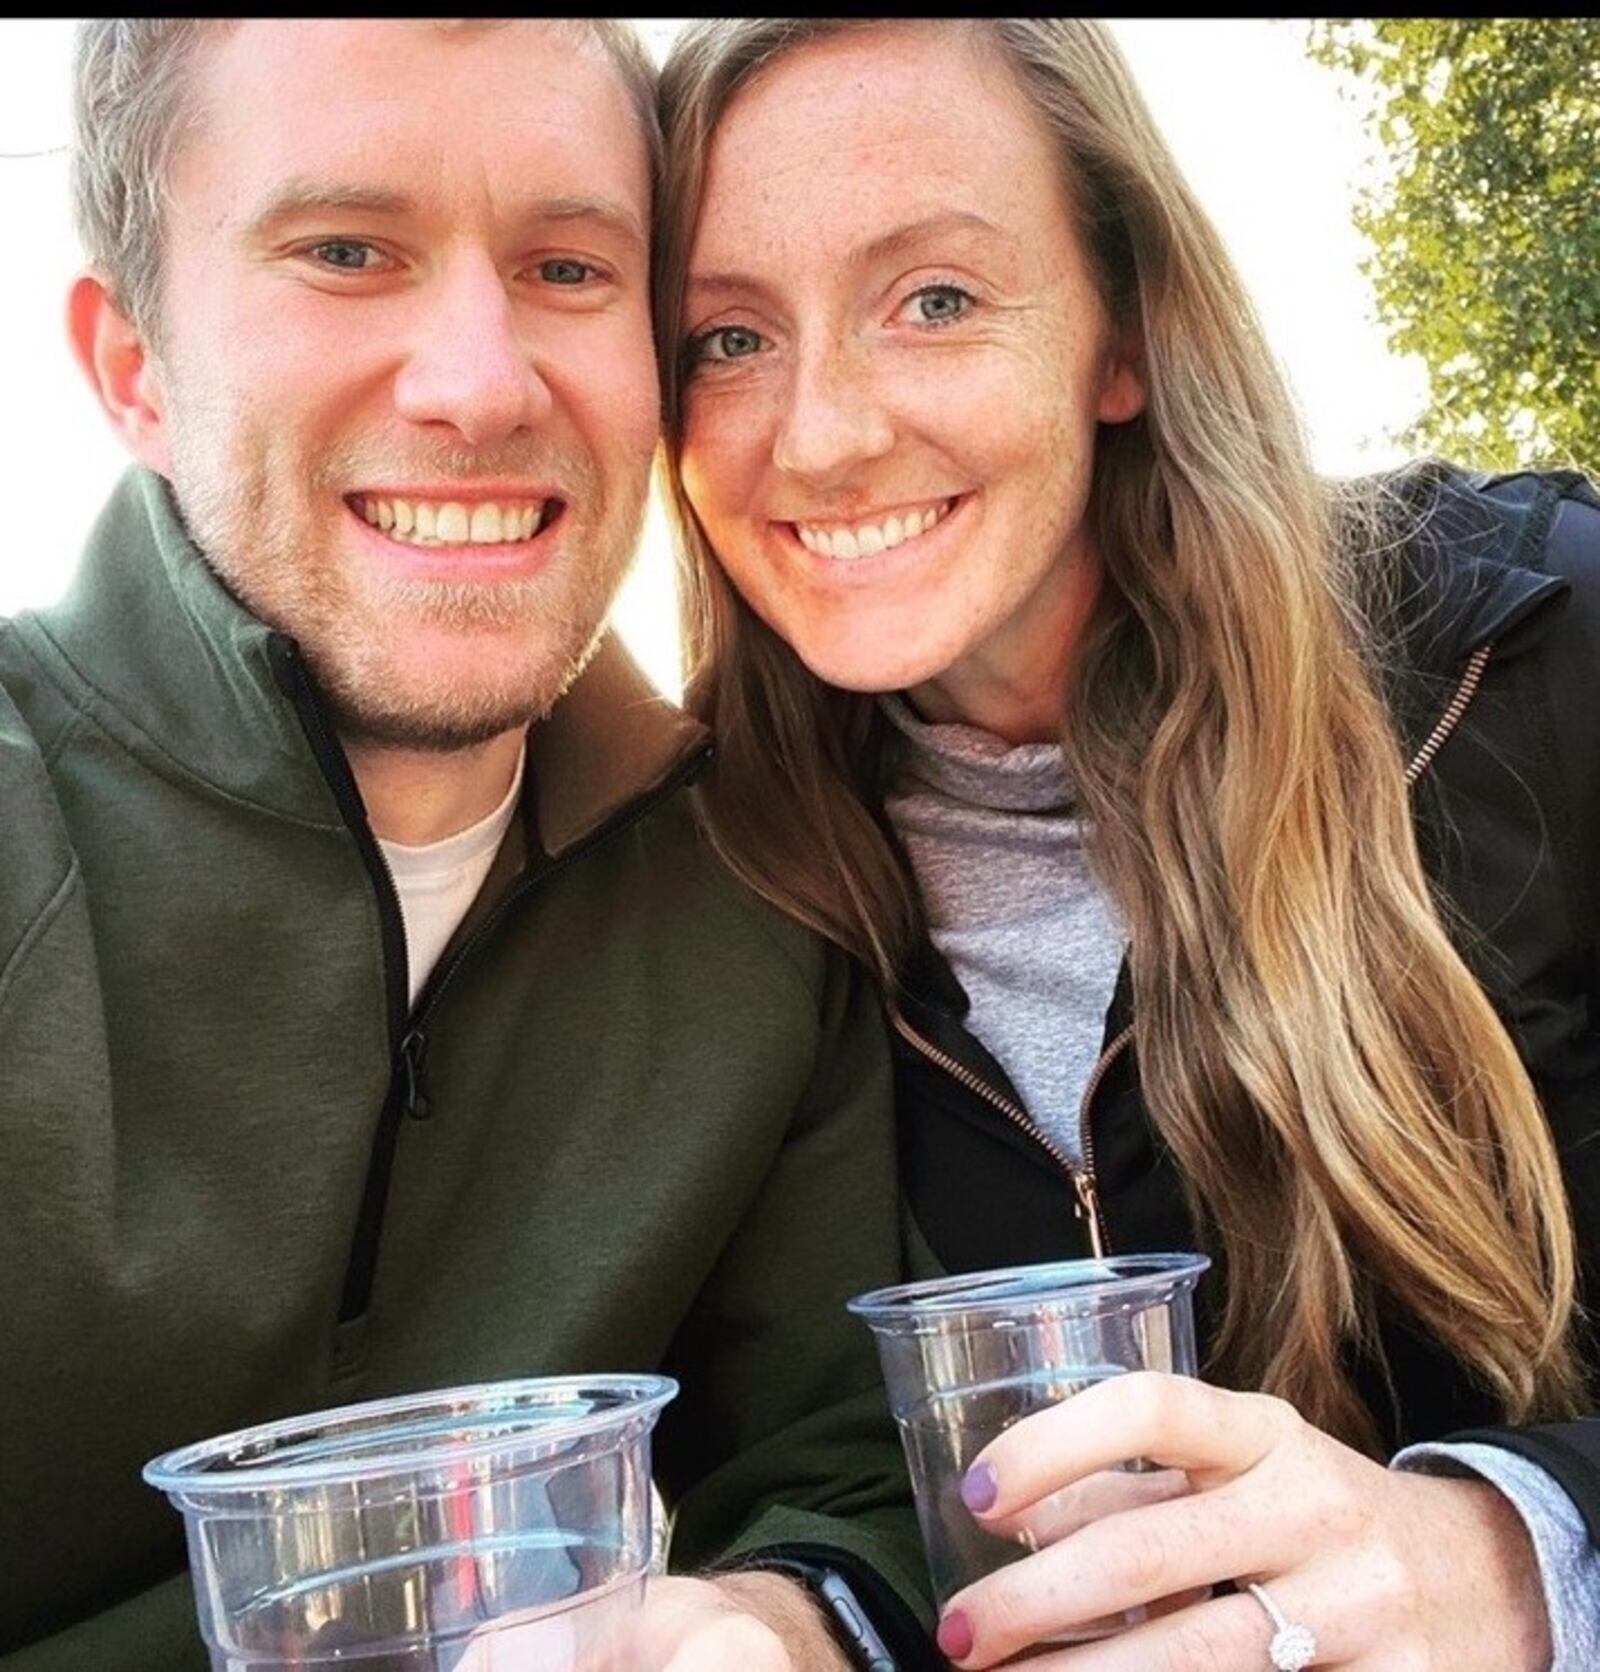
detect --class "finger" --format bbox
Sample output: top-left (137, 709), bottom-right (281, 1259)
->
top-left (963, 1372), bottom-right (1295, 1522)
top-left (997, 1578), bottom-right (1347, 1672)
top-left (944, 1475), bottom-right (1316, 1665)
top-left (985, 1464), bottom-right (1191, 1549)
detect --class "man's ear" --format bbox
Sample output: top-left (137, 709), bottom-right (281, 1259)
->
top-left (1095, 320), bottom-right (1147, 427)
top-left (66, 272), bottom-right (173, 475)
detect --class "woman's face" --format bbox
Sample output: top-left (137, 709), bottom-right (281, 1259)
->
top-left (677, 23), bottom-right (1145, 722)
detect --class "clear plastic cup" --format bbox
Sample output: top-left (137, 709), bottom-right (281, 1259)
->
top-left (143, 1374), bottom-right (676, 1670)
top-left (849, 1254), bottom-right (1209, 1634)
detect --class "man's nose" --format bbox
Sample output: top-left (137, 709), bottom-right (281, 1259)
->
top-left (393, 256), bottom-right (553, 447)
top-left (771, 339), bottom-right (895, 486)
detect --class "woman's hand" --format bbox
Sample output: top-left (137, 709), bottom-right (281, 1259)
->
top-left (934, 1371), bottom-right (1549, 1669)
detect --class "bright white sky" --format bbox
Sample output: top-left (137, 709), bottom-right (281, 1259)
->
top-left (0, 18), bottom-right (1428, 700)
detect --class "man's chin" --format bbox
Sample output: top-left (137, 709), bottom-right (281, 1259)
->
top-left (326, 672), bottom-right (564, 753)
top-left (334, 704), bottom-right (540, 754)
top-left (321, 634), bottom-right (604, 755)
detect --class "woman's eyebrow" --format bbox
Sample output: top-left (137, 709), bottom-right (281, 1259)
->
top-left (852, 209), bottom-right (1006, 267)
top-left (687, 210), bottom-right (1006, 300)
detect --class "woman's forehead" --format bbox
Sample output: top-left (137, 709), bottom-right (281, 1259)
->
top-left (693, 26), bottom-right (1071, 260)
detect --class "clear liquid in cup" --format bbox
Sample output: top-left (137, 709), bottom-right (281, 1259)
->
top-left (216, 1535), bottom-right (641, 1671)
top-left (900, 1364), bottom-right (1136, 1641)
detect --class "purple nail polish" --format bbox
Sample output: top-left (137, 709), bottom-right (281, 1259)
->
top-left (937, 1608), bottom-right (975, 1661)
top-left (960, 1461), bottom-right (998, 1513)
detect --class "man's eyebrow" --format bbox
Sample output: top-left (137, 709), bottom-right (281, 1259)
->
top-left (245, 183), bottom-right (646, 248)
top-left (688, 210), bottom-right (1006, 296)
top-left (245, 182), bottom-right (417, 238)
top-left (531, 195), bottom-right (646, 245)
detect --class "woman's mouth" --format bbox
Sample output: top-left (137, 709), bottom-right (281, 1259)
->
top-left (789, 495), bottom-right (963, 561)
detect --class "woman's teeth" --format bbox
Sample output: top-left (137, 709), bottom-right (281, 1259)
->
top-left (794, 498), bottom-right (954, 560)
top-left (352, 495), bottom-right (553, 547)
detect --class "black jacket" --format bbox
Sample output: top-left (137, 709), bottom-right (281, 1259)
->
top-left (891, 465), bottom-right (1600, 1540)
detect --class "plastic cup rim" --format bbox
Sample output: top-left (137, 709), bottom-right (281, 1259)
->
top-left (847, 1252), bottom-right (1211, 1327)
top-left (143, 1372), bottom-right (679, 1498)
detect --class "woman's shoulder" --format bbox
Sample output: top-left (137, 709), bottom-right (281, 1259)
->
top-left (1364, 458), bottom-right (1600, 583)
top-left (1339, 458), bottom-right (1600, 677)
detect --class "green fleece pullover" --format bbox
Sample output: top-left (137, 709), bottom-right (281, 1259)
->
top-left (0, 470), bottom-right (930, 1667)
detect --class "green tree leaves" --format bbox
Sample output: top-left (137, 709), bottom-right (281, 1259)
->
top-left (1307, 19), bottom-right (1599, 471)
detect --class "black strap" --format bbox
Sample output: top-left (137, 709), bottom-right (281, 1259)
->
top-left (716, 1540), bottom-right (942, 1671)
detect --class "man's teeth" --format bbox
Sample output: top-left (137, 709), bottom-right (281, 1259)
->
top-left (354, 496), bottom-right (552, 546)
top-left (795, 498), bottom-right (954, 560)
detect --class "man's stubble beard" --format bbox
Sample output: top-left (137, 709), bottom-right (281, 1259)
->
top-left (161, 378), bottom-right (650, 752)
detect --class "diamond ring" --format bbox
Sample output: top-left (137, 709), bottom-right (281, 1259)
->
top-left (1246, 1581), bottom-right (1318, 1671)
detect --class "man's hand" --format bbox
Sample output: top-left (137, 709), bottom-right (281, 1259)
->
top-left (632, 1572), bottom-right (851, 1671)
top-left (454, 1570), bottom-right (852, 1670)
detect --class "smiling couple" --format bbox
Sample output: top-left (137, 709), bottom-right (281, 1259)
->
top-left (4, 18), bottom-right (1600, 1672)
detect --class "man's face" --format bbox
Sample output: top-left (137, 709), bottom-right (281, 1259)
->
top-left (143, 20), bottom-right (658, 748)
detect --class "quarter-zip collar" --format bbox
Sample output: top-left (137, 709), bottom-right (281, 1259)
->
top-left (20, 467), bottom-right (343, 827)
top-left (526, 634), bottom-right (710, 861)
top-left (19, 466), bottom-right (711, 842)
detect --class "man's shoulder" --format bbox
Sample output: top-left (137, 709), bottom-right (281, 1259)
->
top-left (604, 783), bottom-right (833, 1003)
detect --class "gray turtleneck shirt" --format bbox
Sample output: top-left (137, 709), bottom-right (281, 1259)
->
top-left (880, 693), bottom-right (1124, 1161)
top-left (878, 692), bottom-right (1597, 1668)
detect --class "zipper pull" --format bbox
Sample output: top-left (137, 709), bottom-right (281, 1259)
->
top-left (1073, 1170), bottom-right (1107, 1260)
top-left (399, 1029), bottom-right (432, 1121)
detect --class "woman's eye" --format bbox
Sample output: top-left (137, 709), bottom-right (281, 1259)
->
top-left (308, 240), bottom-right (382, 272)
top-left (540, 258), bottom-right (598, 285)
top-left (690, 325), bottom-right (767, 365)
top-left (904, 283), bottom-right (974, 325)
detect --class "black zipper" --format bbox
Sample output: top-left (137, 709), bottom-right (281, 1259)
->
top-left (270, 637), bottom-right (410, 1044)
top-left (270, 631), bottom-right (712, 1326)
top-left (269, 637), bottom-right (413, 1324)
top-left (337, 737), bottom-right (709, 1324)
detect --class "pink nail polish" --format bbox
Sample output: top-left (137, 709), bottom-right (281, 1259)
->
top-left (937, 1608), bottom-right (975, 1661)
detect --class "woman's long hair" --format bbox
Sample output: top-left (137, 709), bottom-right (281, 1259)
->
top-left (655, 17), bottom-right (1585, 1450)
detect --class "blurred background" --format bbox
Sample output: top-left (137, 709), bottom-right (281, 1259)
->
top-left (3, 18), bottom-right (1590, 698)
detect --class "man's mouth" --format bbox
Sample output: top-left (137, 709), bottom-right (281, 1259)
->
top-left (347, 493), bottom-right (564, 548)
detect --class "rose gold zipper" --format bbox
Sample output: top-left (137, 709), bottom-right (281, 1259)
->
top-left (1404, 640), bottom-right (1493, 784)
top-left (1075, 1024), bottom-right (1133, 1207)
top-left (890, 1007), bottom-right (1118, 1257)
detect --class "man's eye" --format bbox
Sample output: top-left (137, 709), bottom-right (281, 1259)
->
top-left (690, 325), bottom-right (766, 365)
top-left (540, 258), bottom-right (598, 285)
top-left (308, 240), bottom-right (381, 271)
top-left (904, 284), bottom-right (974, 325)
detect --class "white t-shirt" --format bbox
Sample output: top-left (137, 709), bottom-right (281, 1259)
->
top-left (378, 746), bottom-right (526, 1010)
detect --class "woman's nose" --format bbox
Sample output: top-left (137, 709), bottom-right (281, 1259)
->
top-left (770, 342), bottom-right (895, 486)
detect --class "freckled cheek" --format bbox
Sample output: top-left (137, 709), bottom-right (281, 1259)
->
top-left (915, 336), bottom-right (1092, 465)
top-left (680, 389), bottom-right (780, 525)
